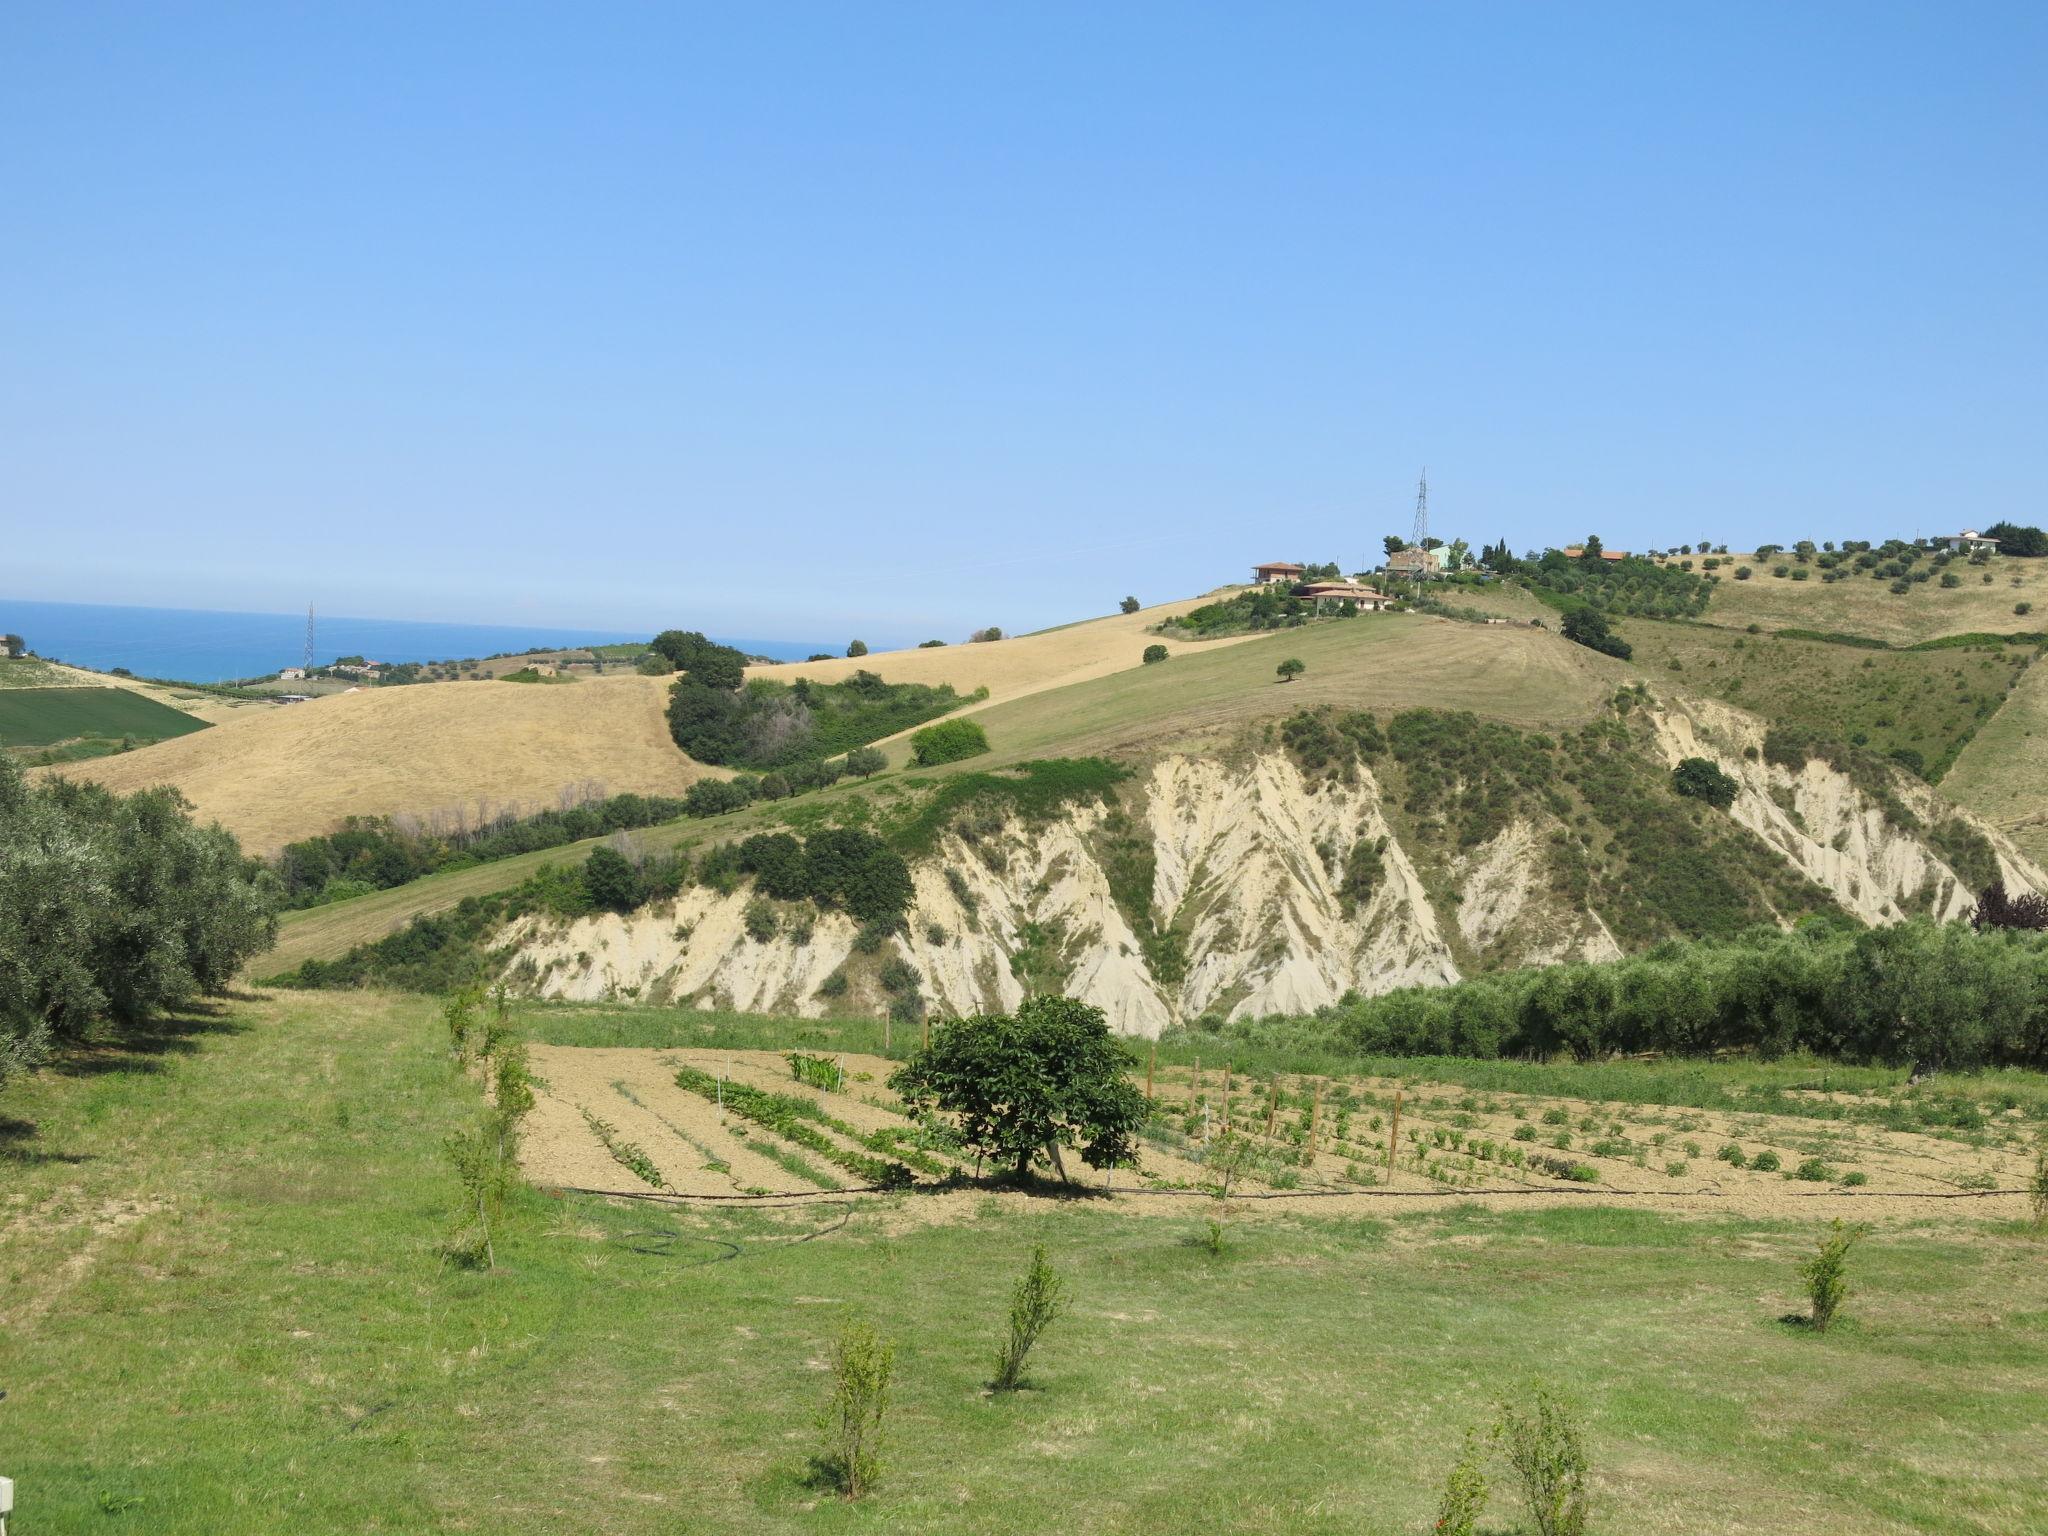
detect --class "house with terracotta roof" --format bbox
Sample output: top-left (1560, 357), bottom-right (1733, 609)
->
top-left (1253, 560), bottom-right (1305, 584)
top-left (1298, 581), bottom-right (1392, 611)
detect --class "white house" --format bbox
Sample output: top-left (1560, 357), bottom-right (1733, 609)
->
top-left (1942, 529), bottom-right (2000, 553)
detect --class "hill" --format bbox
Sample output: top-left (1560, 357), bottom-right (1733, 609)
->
top-left (1940, 656), bottom-right (2048, 865)
top-left (41, 673), bottom-right (708, 854)
top-left (1697, 551), bottom-right (2048, 645)
top-left (745, 591), bottom-right (1270, 709)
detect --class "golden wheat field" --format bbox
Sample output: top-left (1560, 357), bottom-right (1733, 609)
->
top-left (40, 673), bottom-right (709, 853)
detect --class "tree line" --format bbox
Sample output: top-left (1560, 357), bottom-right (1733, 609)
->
top-left (1, 756), bottom-right (278, 1087)
top-left (1225, 905), bottom-right (2048, 1076)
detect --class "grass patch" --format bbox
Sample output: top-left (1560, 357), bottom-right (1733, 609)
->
top-left (0, 685), bottom-right (209, 748)
top-left (4, 990), bottom-right (2048, 1531)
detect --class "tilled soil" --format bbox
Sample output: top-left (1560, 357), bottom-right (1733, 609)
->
top-left (519, 1049), bottom-right (2036, 1226)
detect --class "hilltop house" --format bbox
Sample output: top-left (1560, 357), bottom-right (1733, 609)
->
top-left (1253, 560), bottom-right (1305, 585)
top-left (1942, 529), bottom-right (2000, 553)
top-left (1298, 581), bottom-right (1392, 612)
top-left (1383, 546), bottom-right (1441, 580)
top-left (277, 666), bottom-right (306, 681)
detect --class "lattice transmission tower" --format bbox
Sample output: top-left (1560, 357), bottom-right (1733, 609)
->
top-left (304, 604), bottom-right (316, 673)
top-left (1411, 469), bottom-right (1430, 548)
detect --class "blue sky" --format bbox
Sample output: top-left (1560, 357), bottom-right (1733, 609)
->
top-left (3, 2), bottom-right (2043, 646)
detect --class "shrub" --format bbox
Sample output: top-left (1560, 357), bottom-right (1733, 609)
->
top-left (1800, 1219), bottom-right (1864, 1333)
top-left (991, 1245), bottom-right (1068, 1391)
top-left (1752, 1149), bottom-right (1782, 1172)
top-left (1735, 566), bottom-right (1752, 579)
top-left (846, 639), bottom-right (868, 657)
top-left (743, 898), bottom-right (778, 943)
top-left (1433, 1427), bottom-right (1491, 1536)
top-left (817, 1323), bottom-right (892, 1497)
top-left (843, 745), bottom-right (887, 778)
top-left (2018, 602), bottom-right (2034, 616)
top-left (1142, 644), bottom-right (1169, 664)
top-left (1841, 1170), bottom-right (1869, 1187)
top-left (910, 718), bottom-right (991, 766)
top-left (1276, 657), bottom-right (1306, 683)
top-left (2029, 1136), bottom-right (2048, 1232)
top-left (1792, 1157), bottom-right (1833, 1182)
top-left (1494, 1387), bottom-right (1590, 1536)
top-left (970, 627), bottom-right (1003, 643)
top-left (1671, 756), bottom-right (1739, 809)
top-left (1120, 596), bottom-right (1141, 614)
top-left (1717, 1143), bottom-right (1747, 1168)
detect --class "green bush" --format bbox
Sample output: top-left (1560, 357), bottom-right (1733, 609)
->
top-left (1142, 644), bottom-right (1168, 664)
top-left (1671, 756), bottom-right (1739, 809)
top-left (1800, 1220), bottom-right (1864, 1333)
top-left (910, 717), bottom-right (991, 766)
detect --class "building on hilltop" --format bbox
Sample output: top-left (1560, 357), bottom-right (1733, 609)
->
top-left (1253, 560), bottom-right (1305, 584)
top-left (1297, 581), bottom-right (1392, 612)
top-left (1383, 546), bottom-right (1442, 580)
top-left (1942, 529), bottom-right (2001, 552)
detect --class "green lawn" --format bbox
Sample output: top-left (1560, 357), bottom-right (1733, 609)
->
top-left (0, 684), bottom-right (209, 748)
top-left (4, 990), bottom-right (2046, 1534)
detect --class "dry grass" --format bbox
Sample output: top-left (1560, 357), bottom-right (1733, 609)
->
top-left (747, 590), bottom-right (1268, 709)
top-left (40, 672), bottom-right (708, 853)
top-left (1701, 555), bottom-right (2048, 645)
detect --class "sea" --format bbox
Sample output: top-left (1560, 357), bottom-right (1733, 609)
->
top-left (0, 598), bottom-right (829, 684)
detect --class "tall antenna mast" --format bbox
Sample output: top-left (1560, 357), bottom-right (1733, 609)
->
top-left (1411, 468), bottom-right (1430, 549)
top-left (304, 604), bottom-right (316, 673)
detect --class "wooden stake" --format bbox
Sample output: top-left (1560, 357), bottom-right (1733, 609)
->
top-left (884, 1012), bottom-right (891, 1052)
top-left (1386, 1088), bottom-right (1402, 1175)
top-left (1145, 1042), bottom-right (1156, 1102)
top-left (1222, 1066), bottom-right (1232, 1127)
top-left (1308, 1082), bottom-right (1322, 1158)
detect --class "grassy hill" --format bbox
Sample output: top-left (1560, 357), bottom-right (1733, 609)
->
top-left (1617, 619), bottom-right (2031, 781)
top-left (1698, 553), bottom-right (2048, 645)
top-left (1941, 657), bottom-right (2048, 865)
top-left (263, 612), bottom-right (1625, 975)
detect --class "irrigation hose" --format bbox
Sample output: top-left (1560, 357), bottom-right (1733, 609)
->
top-left (548, 1180), bottom-right (2029, 1205)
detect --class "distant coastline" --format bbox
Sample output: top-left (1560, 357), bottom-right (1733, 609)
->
top-left (0, 598), bottom-right (834, 684)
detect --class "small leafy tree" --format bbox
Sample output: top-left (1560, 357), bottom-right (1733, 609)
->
top-left (992, 1245), bottom-right (1068, 1391)
top-left (1276, 657), bottom-right (1305, 683)
top-left (817, 1322), bottom-right (893, 1498)
top-left (1800, 1219), bottom-right (1864, 1332)
top-left (583, 845), bottom-right (640, 912)
top-left (846, 639), bottom-right (868, 657)
top-left (1, 633), bottom-right (23, 658)
top-left (843, 745), bottom-right (887, 778)
top-left (1433, 1427), bottom-right (1491, 1536)
top-left (1142, 644), bottom-right (1168, 664)
top-left (2029, 1135), bottom-right (2048, 1233)
top-left (1495, 1387), bottom-right (1590, 1536)
top-left (445, 1114), bottom-right (514, 1269)
top-left (891, 996), bottom-right (1147, 1180)
top-left (1671, 756), bottom-right (1739, 809)
top-left (1120, 596), bottom-right (1140, 614)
